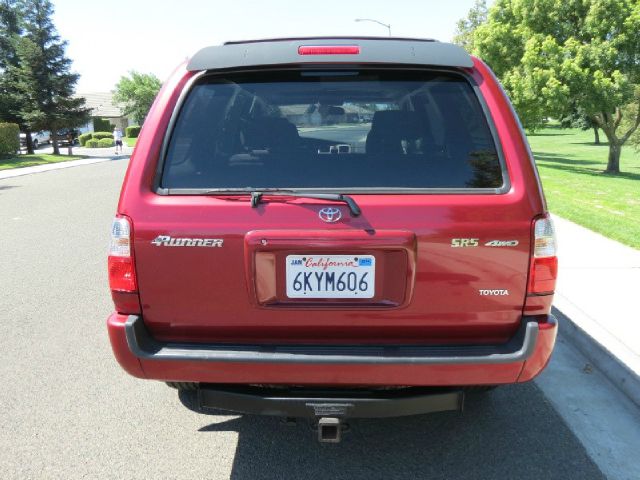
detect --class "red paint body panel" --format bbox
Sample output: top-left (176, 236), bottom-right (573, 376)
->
top-left (108, 48), bottom-right (557, 388)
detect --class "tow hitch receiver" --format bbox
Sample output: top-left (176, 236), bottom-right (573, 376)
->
top-left (198, 385), bottom-right (464, 442)
top-left (317, 417), bottom-right (342, 443)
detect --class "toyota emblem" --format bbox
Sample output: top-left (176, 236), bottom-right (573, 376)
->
top-left (318, 207), bottom-right (342, 223)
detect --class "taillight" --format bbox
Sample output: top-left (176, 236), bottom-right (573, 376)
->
top-left (528, 216), bottom-right (558, 295)
top-left (298, 45), bottom-right (360, 55)
top-left (108, 216), bottom-right (137, 292)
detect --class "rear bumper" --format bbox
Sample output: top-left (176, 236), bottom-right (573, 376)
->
top-left (107, 313), bottom-right (557, 386)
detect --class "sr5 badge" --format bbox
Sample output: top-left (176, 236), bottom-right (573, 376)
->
top-left (451, 238), bottom-right (479, 248)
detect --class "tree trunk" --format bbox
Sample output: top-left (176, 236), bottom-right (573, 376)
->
top-left (52, 134), bottom-right (60, 155)
top-left (26, 131), bottom-right (34, 155)
top-left (593, 107), bottom-right (639, 173)
top-left (593, 127), bottom-right (600, 145)
top-left (605, 141), bottom-right (621, 173)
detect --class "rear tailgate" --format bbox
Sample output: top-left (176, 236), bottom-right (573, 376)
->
top-left (132, 194), bottom-right (533, 344)
top-left (126, 62), bottom-right (541, 346)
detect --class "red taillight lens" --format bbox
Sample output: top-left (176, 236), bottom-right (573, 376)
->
top-left (108, 256), bottom-right (137, 292)
top-left (108, 216), bottom-right (137, 293)
top-left (528, 216), bottom-right (558, 295)
top-left (528, 256), bottom-right (558, 294)
top-left (298, 45), bottom-right (360, 55)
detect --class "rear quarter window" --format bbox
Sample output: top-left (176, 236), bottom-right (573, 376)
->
top-left (160, 69), bottom-right (505, 192)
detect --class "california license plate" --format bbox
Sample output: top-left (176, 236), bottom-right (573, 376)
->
top-left (285, 255), bottom-right (375, 298)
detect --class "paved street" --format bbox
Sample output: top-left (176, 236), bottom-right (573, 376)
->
top-left (0, 160), bottom-right (638, 479)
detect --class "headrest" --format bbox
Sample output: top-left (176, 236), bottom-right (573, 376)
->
top-left (370, 110), bottom-right (423, 138)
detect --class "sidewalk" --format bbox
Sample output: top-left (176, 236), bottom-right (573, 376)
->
top-left (24, 143), bottom-right (133, 158)
top-left (0, 145), bottom-right (131, 180)
top-left (552, 215), bottom-right (640, 405)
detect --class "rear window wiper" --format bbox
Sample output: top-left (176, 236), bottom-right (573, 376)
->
top-left (250, 191), bottom-right (361, 217)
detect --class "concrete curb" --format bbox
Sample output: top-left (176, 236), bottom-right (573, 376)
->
top-left (553, 306), bottom-right (640, 409)
top-left (0, 155), bottom-right (126, 180)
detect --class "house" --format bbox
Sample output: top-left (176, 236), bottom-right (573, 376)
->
top-left (76, 92), bottom-right (132, 133)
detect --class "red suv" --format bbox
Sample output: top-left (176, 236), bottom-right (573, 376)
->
top-left (107, 38), bottom-right (558, 442)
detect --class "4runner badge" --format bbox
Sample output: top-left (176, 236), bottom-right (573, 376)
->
top-left (151, 235), bottom-right (223, 247)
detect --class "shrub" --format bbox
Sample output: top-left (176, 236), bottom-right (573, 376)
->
top-left (93, 117), bottom-right (113, 132)
top-left (98, 138), bottom-right (114, 147)
top-left (85, 139), bottom-right (100, 148)
top-left (92, 131), bottom-right (114, 140)
top-left (125, 125), bottom-right (141, 138)
top-left (78, 132), bottom-right (92, 146)
top-left (0, 123), bottom-right (19, 155)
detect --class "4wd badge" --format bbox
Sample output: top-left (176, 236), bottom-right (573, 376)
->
top-left (485, 240), bottom-right (519, 247)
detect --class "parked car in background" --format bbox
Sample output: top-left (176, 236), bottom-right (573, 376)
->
top-left (107, 37), bottom-right (558, 443)
top-left (19, 130), bottom-right (50, 149)
top-left (52, 128), bottom-right (79, 146)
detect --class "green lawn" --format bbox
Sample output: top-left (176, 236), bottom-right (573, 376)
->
top-left (125, 137), bottom-right (137, 147)
top-left (528, 127), bottom-right (640, 249)
top-left (0, 153), bottom-right (86, 171)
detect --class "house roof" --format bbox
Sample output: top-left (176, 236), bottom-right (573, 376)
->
top-left (77, 92), bottom-right (124, 117)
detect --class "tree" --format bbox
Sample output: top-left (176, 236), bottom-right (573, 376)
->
top-left (113, 71), bottom-right (162, 125)
top-left (474, 0), bottom-right (640, 173)
top-left (13, 0), bottom-right (89, 154)
top-left (0, 0), bottom-right (21, 69)
top-left (0, 0), bottom-right (35, 151)
top-left (452, 0), bottom-right (488, 52)
top-left (560, 104), bottom-right (601, 144)
top-left (624, 97), bottom-right (640, 151)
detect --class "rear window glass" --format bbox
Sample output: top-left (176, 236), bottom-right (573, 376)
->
top-left (161, 69), bottom-right (504, 191)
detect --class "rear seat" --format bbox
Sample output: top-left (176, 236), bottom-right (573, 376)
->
top-left (241, 117), bottom-right (301, 153)
top-left (365, 110), bottom-right (423, 155)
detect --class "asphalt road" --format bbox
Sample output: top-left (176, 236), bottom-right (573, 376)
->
top-left (0, 159), bottom-right (636, 479)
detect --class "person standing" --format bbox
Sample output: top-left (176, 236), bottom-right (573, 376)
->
top-left (114, 127), bottom-right (124, 155)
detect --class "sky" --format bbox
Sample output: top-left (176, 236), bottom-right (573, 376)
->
top-left (51, 0), bottom-right (491, 93)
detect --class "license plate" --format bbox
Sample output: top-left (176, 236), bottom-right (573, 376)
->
top-left (286, 255), bottom-right (375, 298)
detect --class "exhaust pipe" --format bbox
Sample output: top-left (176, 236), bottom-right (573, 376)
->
top-left (317, 417), bottom-right (342, 443)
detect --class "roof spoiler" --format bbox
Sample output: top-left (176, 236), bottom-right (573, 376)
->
top-left (187, 37), bottom-right (474, 72)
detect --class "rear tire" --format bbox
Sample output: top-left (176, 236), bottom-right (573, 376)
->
top-left (166, 381), bottom-right (198, 391)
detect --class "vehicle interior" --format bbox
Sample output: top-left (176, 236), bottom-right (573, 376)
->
top-left (161, 69), bottom-right (503, 191)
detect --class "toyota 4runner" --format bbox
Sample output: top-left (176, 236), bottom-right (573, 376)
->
top-left (107, 38), bottom-right (558, 443)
